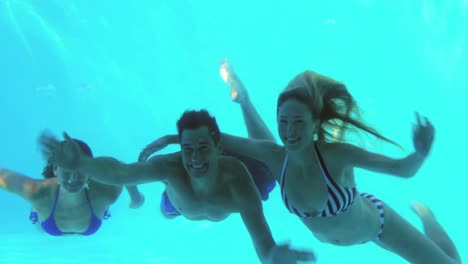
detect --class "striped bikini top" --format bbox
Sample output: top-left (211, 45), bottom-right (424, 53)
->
top-left (280, 142), bottom-right (357, 218)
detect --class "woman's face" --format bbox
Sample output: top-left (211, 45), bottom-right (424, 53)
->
top-left (277, 98), bottom-right (318, 152)
top-left (54, 166), bottom-right (89, 192)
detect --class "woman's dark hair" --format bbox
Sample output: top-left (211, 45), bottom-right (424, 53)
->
top-left (176, 109), bottom-right (221, 145)
top-left (42, 139), bottom-right (93, 178)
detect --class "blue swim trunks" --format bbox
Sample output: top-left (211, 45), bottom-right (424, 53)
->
top-left (160, 150), bottom-right (276, 217)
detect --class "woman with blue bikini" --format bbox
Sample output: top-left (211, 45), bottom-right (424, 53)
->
top-left (0, 137), bottom-right (144, 236)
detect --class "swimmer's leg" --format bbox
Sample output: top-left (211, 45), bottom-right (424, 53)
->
top-left (239, 96), bottom-right (275, 142)
top-left (126, 186), bottom-right (145, 209)
top-left (220, 59), bottom-right (275, 142)
top-left (411, 201), bottom-right (461, 263)
top-left (374, 201), bottom-right (460, 264)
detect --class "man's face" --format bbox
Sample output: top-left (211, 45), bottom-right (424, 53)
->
top-left (180, 126), bottom-right (220, 178)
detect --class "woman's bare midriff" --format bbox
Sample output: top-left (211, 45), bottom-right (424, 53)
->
top-left (300, 195), bottom-right (382, 246)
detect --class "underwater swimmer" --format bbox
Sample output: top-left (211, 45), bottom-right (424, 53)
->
top-left (144, 64), bottom-right (461, 263)
top-left (140, 59), bottom-right (277, 218)
top-left (0, 137), bottom-right (145, 236)
top-left (39, 111), bottom-right (316, 264)
top-left (216, 70), bottom-right (461, 264)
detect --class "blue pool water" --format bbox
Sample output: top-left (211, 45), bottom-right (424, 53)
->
top-left (0, 0), bottom-right (466, 263)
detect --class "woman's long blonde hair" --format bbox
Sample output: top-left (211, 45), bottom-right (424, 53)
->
top-left (277, 70), bottom-right (400, 147)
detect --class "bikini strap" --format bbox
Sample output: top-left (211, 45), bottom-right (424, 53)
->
top-left (50, 185), bottom-right (61, 212)
top-left (84, 187), bottom-right (96, 214)
top-left (279, 155), bottom-right (289, 188)
top-left (29, 211), bottom-right (39, 224)
top-left (313, 142), bottom-right (336, 183)
top-left (84, 187), bottom-right (111, 220)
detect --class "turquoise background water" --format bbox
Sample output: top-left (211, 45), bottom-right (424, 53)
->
top-left (0, 0), bottom-right (466, 263)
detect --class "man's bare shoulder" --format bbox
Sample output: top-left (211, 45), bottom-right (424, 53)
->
top-left (146, 152), bottom-right (187, 177)
top-left (219, 155), bottom-right (246, 170)
top-left (219, 156), bottom-right (262, 209)
top-left (218, 156), bottom-right (252, 184)
top-left (148, 152), bottom-right (182, 165)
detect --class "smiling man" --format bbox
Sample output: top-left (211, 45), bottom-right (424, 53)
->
top-left (38, 109), bottom-right (315, 264)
